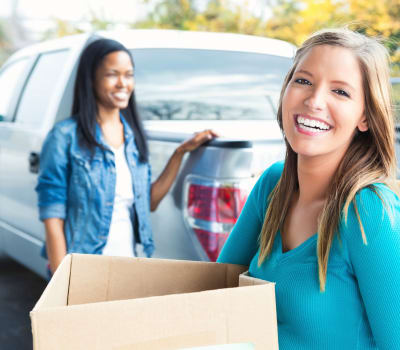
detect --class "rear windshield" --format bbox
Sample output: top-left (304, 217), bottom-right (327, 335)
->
top-left (131, 48), bottom-right (292, 121)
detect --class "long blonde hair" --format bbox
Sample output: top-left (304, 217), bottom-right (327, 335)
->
top-left (258, 28), bottom-right (397, 291)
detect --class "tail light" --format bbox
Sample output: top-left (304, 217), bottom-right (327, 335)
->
top-left (183, 175), bottom-right (253, 261)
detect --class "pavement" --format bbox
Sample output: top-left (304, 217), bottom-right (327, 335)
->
top-left (0, 254), bottom-right (47, 350)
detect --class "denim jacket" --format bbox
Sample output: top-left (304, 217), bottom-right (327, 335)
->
top-left (36, 115), bottom-right (154, 257)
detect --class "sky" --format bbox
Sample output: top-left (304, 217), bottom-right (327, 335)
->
top-left (1, 0), bottom-right (149, 22)
top-left (1, 0), bottom-right (269, 42)
top-left (1, 0), bottom-right (268, 24)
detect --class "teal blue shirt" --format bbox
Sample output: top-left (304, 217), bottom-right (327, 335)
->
top-left (218, 161), bottom-right (400, 349)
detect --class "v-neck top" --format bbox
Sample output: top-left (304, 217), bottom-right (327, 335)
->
top-left (218, 161), bottom-right (400, 349)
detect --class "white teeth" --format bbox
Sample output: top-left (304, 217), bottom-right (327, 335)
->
top-left (297, 116), bottom-right (330, 130)
top-left (113, 92), bottom-right (128, 99)
top-left (298, 124), bottom-right (324, 133)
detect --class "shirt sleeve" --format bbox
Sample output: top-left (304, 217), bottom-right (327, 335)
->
top-left (35, 126), bottom-right (70, 221)
top-left (217, 161), bottom-right (283, 265)
top-left (342, 185), bottom-right (400, 349)
top-left (147, 162), bottom-right (152, 208)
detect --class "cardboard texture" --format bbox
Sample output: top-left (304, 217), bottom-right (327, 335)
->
top-left (30, 254), bottom-right (278, 349)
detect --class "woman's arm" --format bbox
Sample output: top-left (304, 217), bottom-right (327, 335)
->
top-left (44, 218), bottom-right (67, 273)
top-left (36, 124), bottom-right (70, 273)
top-left (150, 129), bottom-right (217, 211)
top-left (344, 186), bottom-right (400, 349)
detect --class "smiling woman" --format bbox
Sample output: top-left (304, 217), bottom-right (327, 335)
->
top-left (218, 28), bottom-right (400, 349)
top-left (282, 44), bottom-right (368, 161)
top-left (94, 51), bottom-right (135, 117)
top-left (35, 38), bottom-right (216, 275)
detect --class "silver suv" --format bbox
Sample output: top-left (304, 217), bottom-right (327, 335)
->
top-left (0, 30), bottom-right (294, 278)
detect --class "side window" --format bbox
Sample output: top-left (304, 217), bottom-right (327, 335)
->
top-left (15, 50), bottom-right (69, 126)
top-left (0, 58), bottom-right (30, 122)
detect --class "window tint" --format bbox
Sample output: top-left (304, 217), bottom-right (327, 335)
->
top-left (0, 58), bottom-right (30, 122)
top-left (132, 48), bottom-right (292, 121)
top-left (15, 50), bottom-right (69, 126)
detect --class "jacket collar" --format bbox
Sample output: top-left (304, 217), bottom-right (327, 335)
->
top-left (93, 113), bottom-right (138, 157)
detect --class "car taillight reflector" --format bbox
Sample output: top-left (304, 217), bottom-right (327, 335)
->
top-left (193, 229), bottom-right (229, 262)
top-left (184, 175), bottom-right (254, 262)
top-left (187, 184), bottom-right (247, 224)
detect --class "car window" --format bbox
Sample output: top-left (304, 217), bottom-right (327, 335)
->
top-left (0, 58), bottom-right (30, 122)
top-left (393, 82), bottom-right (400, 123)
top-left (132, 48), bottom-right (292, 121)
top-left (15, 50), bottom-right (69, 126)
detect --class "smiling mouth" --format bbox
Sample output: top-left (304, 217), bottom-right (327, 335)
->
top-left (295, 114), bottom-right (332, 133)
top-left (112, 92), bottom-right (129, 100)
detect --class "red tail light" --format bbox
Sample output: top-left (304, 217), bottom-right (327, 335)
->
top-left (187, 184), bottom-right (247, 224)
top-left (193, 229), bottom-right (229, 262)
top-left (184, 177), bottom-right (251, 262)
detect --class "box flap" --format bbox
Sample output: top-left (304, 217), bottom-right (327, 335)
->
top-left (32, 254), bottom-right (72, 310)
top-left (30, 254), bottom-right (72, 350)
top-left (68, 254), bottom-right (247, 305)
top-left (30, 283), bottom-right (278, 349)
top-left (238, 271), bottom-right (270, 287)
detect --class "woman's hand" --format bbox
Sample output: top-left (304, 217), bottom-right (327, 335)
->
top-left (176, 129), bottom-right (218, 155)
top-left (44, 218), bottom-right (67, 274)
top-left (150, 129), bottom-right (218, 211)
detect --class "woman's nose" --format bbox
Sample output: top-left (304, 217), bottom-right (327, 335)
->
top-left (116, 76), bottom-right (126, 87)
top-left (304, 87), bottom-right (326, 111)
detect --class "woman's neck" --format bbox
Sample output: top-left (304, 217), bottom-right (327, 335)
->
top-left (297, 153), bottom-right (343, 204)
top-left (96, 106), bottom-right (120, 126)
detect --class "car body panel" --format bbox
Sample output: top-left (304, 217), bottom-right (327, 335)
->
top-left (0, 30), bottom-right (292, 278)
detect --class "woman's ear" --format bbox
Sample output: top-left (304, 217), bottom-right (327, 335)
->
top-left (357, 114), bottom-right (368, 132)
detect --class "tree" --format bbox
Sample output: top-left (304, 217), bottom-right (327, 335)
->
top-left (134, 0), bottom-right (197, 30)
top-left (263, 0), bottom-right (399, 75)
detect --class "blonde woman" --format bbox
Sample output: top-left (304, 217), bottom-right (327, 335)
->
top-left (218, 28), bottom-right (400, 349)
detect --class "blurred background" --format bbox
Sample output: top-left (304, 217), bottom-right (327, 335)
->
top-left (0, 0), bottom-right (399, 75)
top-left (0, 1), bottom-right (398, 348)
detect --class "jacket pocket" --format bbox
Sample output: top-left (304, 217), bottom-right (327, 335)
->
top-left (69, 154), bottom-right (93, 202)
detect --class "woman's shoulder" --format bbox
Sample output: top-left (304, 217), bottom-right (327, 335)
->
top-left (251, 161), bottom-right (284, 207)
top-left (258, 160), bottom-right (284, 189)
top-left (341, 182), bottom-right (400, 244)
top-left (356, 183), bottom-right (400, 212)
top-left (51, 117), bottom-right (78, 136)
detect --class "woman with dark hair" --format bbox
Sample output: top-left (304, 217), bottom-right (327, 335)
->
top-left (36, 38), bottom-right (216, 274)
top-left (218, 28), bottom-right (400, 348)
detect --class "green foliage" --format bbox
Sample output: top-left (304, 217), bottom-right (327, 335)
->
top-left (134, 0), bottom-right (197, 29)
top-left (263, 0), bottom-right (399, 76)
top-left (40, 0), bottom-right (398, 75)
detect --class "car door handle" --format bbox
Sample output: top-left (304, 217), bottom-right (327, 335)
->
top-left (29, 152), bottom-right (40, 174)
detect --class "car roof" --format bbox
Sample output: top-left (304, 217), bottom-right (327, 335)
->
top-left (10, 29), bottom-right (296, 61)
top-left (100, 29), bottom-right (296, 58)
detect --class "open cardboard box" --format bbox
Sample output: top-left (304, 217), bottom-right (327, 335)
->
top-left (30, 254), bottom-right (278, 349)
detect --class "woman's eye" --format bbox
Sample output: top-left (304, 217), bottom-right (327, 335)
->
top-left (333, 89), bottom-right (350, 98)
top-left (294, 78), bottom-right (311, 85)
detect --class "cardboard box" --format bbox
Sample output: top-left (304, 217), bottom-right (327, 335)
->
top-left (30, 254), bottom-right (278, 349)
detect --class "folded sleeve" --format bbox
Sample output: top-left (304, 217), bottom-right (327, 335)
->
top-left (147, 163), bottom-right (152, 208)
top-left (217, 161), bottom-right (283, 265)
top-left (342, 185), bottom-right (400, 349)
top-left (35, 126), bottom-right (70, 221)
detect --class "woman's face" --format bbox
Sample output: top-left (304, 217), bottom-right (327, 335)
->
top-left (281, 45), bottom-right (368, 162)
top-left (94, 51), bottom-right (134, 112)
